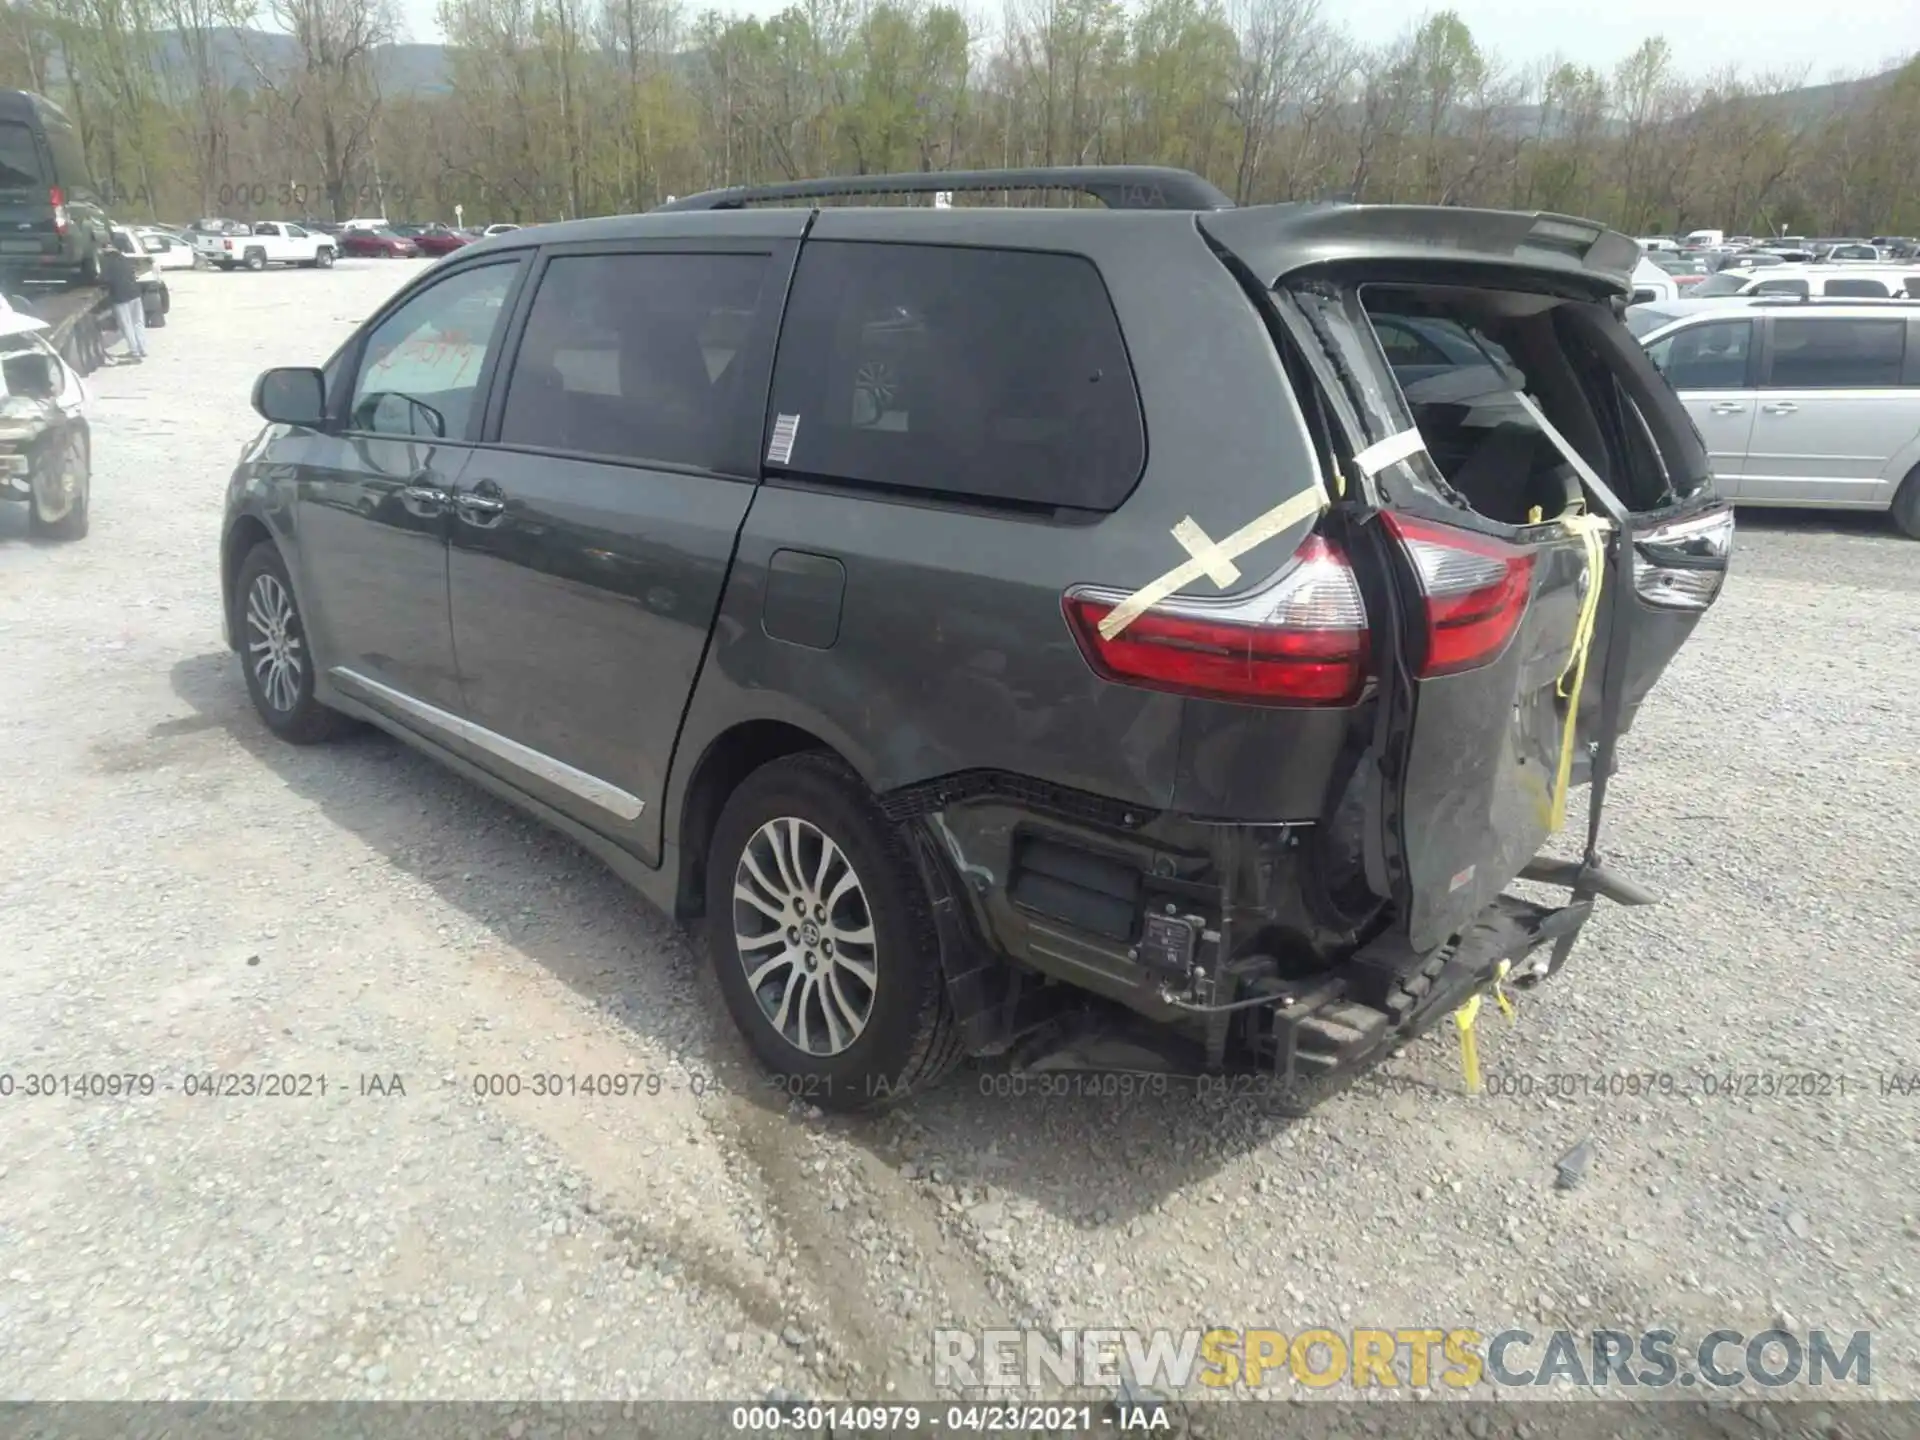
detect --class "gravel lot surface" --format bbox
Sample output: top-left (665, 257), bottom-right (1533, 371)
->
top-left (1, 263), bottom-right (1916, 1433)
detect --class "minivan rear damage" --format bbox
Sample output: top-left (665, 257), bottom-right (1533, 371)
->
top-left (920, 212), bottom-right (1734, 1109)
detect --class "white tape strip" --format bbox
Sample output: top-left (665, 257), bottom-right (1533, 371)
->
top-left (1350, 426), bottom-right (1428, 477)
top-left (1171, 517), bottom-right (1242, 588)
top-left (1507, 391), bottom-right (1611, 497)
top-left (1097, 484), bottom-right (1329, 642)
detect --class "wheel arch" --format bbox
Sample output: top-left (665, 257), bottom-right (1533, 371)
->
top-left (669, 718), bottom-right (843, 920)
top-left (221, 514), bottom-right (275, 647)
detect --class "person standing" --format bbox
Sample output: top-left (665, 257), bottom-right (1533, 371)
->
top-left (101, 237), bottom-right (147, 363)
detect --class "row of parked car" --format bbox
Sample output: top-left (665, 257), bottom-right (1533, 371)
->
top-left (134, 218), bottom-right (529, 271)
top-left (1623, 290), bottom-right (1920, 536)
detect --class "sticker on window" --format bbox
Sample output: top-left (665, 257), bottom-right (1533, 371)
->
top-left (767, 412), bottom-right (801, 466)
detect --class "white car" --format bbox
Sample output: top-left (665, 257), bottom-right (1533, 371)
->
top-left (481, 223), bottom-right (521, 237)
top-left (195, 221), bottom-right (337, 271)
top-left (0, 306), bottom-right (92, 540)
top-left (126, 226), bottom-right (198, 270)
top-left (1630, 255), bottom-right (1680, 304)
top-left (1688, 264), bottom-right (1920, 300)
top-left (120, 225), bottom-right (196, 270)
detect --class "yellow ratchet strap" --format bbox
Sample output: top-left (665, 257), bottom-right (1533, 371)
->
top-left (1454, 961), bottom-right (1518, 1096)
top-left (1547, 507), bottom-right (1612, 833)
top-left (1454, 992), bottom-right (1485, 1095)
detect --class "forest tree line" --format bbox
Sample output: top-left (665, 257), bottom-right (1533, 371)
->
top-left (2, 0), bottom-right (1917, 236)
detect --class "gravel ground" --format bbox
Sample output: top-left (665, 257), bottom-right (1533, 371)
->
top-left (1, 262), bottom-right (1916, 1433)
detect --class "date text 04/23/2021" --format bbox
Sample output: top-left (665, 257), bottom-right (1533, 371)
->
top-left (727, 1404), bottom-right (1158, 1433)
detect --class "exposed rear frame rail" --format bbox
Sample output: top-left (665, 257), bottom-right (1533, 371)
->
top-left (654, 166), bottom-right (1237, 214)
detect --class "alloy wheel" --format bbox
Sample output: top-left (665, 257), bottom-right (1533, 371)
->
top-left (245, 572), bottom-right (305, 713)
top-left (732, 816), bottom-right (879, 1056)
top-left (30, 435), bottom-right (81, 523)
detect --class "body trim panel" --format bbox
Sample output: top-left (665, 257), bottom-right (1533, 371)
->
top-left (331, 666), bottom-right (646, 820)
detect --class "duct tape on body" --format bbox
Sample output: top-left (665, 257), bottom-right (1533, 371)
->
top-left (1096, 429), bottom-right (1428, 642)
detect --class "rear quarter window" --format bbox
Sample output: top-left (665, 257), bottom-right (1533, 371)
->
top-left (0, 120), bottom-right (43, 189)
top-left (1764, 317), bottom-right (1906, 388)
top-left (765, 240), bottom-right (1146, 512)
top-left (1820, 278), bottom-right (1889, 297)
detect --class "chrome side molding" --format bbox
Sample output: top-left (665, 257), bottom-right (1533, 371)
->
top-left (331, 667), bottom-right (645, 822)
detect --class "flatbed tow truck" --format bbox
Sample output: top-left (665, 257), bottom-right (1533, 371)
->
top-left (1, 264), bottom-right (169, 376)
top-left (0, 267), bottom-right (166, 540)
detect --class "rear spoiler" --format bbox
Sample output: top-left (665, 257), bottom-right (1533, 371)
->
top-left (1199, 204), bottom-right (1640, 293)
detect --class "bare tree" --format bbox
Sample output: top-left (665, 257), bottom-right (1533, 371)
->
top-left (244, 0), bottom-right (394, 218)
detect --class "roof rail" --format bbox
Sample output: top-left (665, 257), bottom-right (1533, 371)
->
top-left (1747, 293), bottom-right (1920, 305)
top-left (652, 166), bottom-right (1236, 214)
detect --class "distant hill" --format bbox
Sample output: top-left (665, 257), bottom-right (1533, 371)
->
top-left (47, 28), bottom-right (1912, 128)
top-left (50, 28), bottom-right (454, 95)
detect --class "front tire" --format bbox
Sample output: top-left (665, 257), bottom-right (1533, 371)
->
top-left (1891, 466), bottom-right (1920, 540)
top-left (314, 247), bottom-right (334, 269)
top-left (233, 542), bottom-right (350, 745)
top-left (26, 428), bottom-right (88, 541)
top-left (706, 753), bottom-right (963, 1112)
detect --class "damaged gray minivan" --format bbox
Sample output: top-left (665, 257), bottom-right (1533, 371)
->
top-left (225, 167), bottom-right (1732, 1112)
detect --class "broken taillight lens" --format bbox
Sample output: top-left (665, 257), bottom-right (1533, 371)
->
top-left (1383, 513), bottom-right (1535, 677)
top-left (1632, 504), bottom-right (1733, 611)
top-left (1063, 535), bottom-right (1369, 707)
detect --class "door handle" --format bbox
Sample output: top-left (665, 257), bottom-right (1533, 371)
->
top-left (1708, 401), bottom-right (1745, 414)
top-left (399, 483), bottom-right (448, 516)
top-left (454, 491), bottom-right (507, 526)
top-left (1761, 401), bottom-right (1798, 415)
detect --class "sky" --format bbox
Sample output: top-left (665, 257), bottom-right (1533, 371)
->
top-left (391, 0), bottom-right (1918, 84)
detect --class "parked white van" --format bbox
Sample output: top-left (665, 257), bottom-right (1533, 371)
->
top-left (1690, 265), bottom-right (1920, 300)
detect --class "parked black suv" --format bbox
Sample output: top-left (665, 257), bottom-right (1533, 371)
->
top-left (221, 167), bottom-right (1733, 1112)
top-left (0, 90), bottom-right (112, 285)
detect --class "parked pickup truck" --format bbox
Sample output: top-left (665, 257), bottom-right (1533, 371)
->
top-left (195, 221), bottom-right (336, 271)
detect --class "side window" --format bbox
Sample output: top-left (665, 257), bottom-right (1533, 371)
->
top-left (497, 251), bottom-right (771, 470)
top-left (1765, 318), bottom-right (1906, 389)
top-left (349, 262), bottom-right (518, 439)
top-left (765, 240), bottom-right (1146, 511)
top-left (0, 120), bottom-right (43, 188)
top-left (285, 224), bottom-right (308, 238)
top-left (1646, 319), bottom-right (1753, 390)
top-left (1374, 319), bottom-right (1452, 368)
top-left (1821, 278), bottom-right (1888, 298)
top-left (1753, 278), bottom-right (1809, 296)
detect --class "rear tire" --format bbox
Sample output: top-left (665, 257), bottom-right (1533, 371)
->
top-left (705, 753), bottom-right (963, 1112)
top-left (244, 248), bottom-right (266, 272)
top-left (1891, 467), bottom-right (1920, 540)
top-left (233, 542), bottom-right (351, 745)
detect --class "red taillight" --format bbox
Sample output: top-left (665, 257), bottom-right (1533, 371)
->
top-left (1383, 513), bottom-right (1534, 676)
top-left (1064, 535), bottom-right (1369, 707)
top-left (49, 186), bottom-right (66, 234)
top-left (222, 238), bottom-right (233, 250)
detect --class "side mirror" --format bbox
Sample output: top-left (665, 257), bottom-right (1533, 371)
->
top-left (253, 367), bottom-right (326, 426)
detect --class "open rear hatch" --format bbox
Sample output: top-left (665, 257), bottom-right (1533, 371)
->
top-left (1200, 204), bottom-right (1734, 960)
